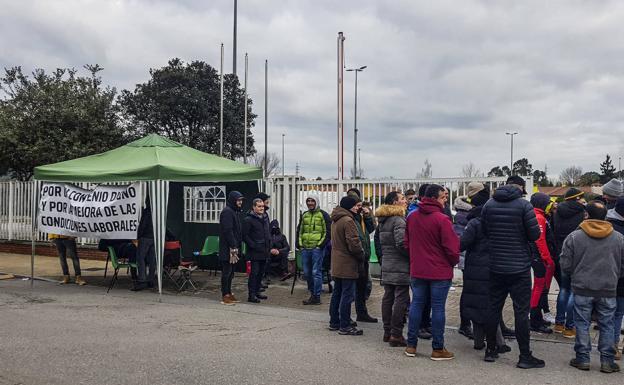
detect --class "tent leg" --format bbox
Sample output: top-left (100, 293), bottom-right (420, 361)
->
top-left (30, 181), bottom-right (37, 288)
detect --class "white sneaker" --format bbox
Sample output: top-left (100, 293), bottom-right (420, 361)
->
top-left (543, 312), bottom-right (556, 324)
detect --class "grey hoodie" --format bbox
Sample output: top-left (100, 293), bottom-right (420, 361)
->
top-left (560, 219), bottom-right (624, 298)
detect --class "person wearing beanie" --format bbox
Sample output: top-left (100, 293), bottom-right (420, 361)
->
top-left (528, 193), bottom-right (556, 334)
top-left (603, 179), bottom-right (624, 209)
top-left (607, 196), bottom-right (624, 359)
top-left (561, 200), bottom-right (624, 373)
top-left (328, 196), bottom-right (365, 335)
top-left (553, 188), bottom-right (587, 336)
top-left (460, 187), bottom-right (510, 352)
top-left (254, 192), bottom-right (272, 289)
top-left (467, 182), bottom-right (485, 198)
top-left (218, 191), bottom-right (245, 305)
top-left (481, 176), bottom-right (543, 368)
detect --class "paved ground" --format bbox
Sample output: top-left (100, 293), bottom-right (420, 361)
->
top-left (1, 277), bottom-right (621, 385)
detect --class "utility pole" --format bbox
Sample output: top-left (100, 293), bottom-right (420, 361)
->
top-left (220, 43), bottom-right (224, 157)
top-left (337, 32), bottom-right (345, 180)
top-left (233, 0), bottom-right (237, 75)
top-left (282, 134), bottom-right (285, 176)
top-left (295, 163), bottom-right (300, 177)
top-left (243, 53), bottom-right (248, 163)
top-left (505, 132), bottom-right (518, 174)
top-left (358, 147), bottom-right (361, 179)
top-left (346, 65), bottom-right (366, 178)
top-left (264, 59), bottom-right (268, 177)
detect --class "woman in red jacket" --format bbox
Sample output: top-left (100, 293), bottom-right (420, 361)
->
top-left (529, 193), bottom-right (556, 334)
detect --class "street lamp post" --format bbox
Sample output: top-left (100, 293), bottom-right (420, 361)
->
top-left (282, 134), bottom-right (285, 176)
top-left (346, 66), bottom-right (366, 179)
top-left (220, 43), bottom-right (224, 157)
top-left (243, 53), bottom-right (248, 163)
top-left (505, 132), bottom-right (518, 174)
top-left (358, 147), bottom-right (361, 178)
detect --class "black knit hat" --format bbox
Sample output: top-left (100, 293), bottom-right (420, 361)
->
top-left (530, 192), bottom-right (551, 211)
top-left (255, 192), bottom-right (271, 201)
top-left (340, 195), bottom-right (360, 210)
top-left (616, 197), bottom-right (624, 217)
top-left (346, 188), bottom-right (362, 199)
top-left (470, 188), bottom-right (490, 207)
top-left (564, 188), bottom-right (584, 201)
top-left (506, 175), bottom-right (527, 194)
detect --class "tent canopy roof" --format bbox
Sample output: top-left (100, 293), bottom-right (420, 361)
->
top-left (34, 134), bottom-right (263, 182)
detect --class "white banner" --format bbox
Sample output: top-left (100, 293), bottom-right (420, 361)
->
top-left (38, 183), bottom-right (141, 239)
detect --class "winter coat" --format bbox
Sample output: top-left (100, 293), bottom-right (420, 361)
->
top-left (270, 219), bottom-right (291, 260)
top-left (453, 196), bottom-right (472, 237)
top-left (553, 200), bottom-right (586, 254)
top-left (218, 191), bottom-right (244, 261)
top-left (460, 206), bottom-right (490, 324)
top-left (560, 220), bottom-right (624, 298)
top-left (404, 197), bottom-right (460, 280)
top-left (375, 204), bottom-right (409, 286)
top-left (607, 209), bottom-right (624, 297)
top-left (296, 196), bottom-right (331, 249)
top-left (353, 211), bottom-right (374, 262)
top-left (242, 212), bottom-right (271, 261)
top-left (481, 185), bottom-right (540, 275)
top-left (330, 206), bottom-right (365, 279)
top-left (529, 209), bottom-right (556, 262)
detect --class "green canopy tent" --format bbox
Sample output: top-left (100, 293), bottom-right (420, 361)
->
top-left (32, 134), bottom-right (262, 295)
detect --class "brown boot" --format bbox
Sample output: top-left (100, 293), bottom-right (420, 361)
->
top-left (389, 335), bottom-right (407, 347)
top-left (221, 295), bottom-right (235, 306)
top-left (229, 294), bottom-right (240, 303)
top-left (60, 275), bottom-right (70, 284)
top-left (75, 276), bottom-right (87, 286)
top-left (431, 348), bottom-right (455, 361)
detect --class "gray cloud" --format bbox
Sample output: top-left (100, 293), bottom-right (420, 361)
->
top-left (2, 0), bottom-right (623, 180)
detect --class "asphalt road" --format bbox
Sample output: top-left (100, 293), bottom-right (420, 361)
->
top-left (0, 279), bottom-right (620, 385)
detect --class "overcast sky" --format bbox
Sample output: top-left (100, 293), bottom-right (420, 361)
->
top-left (2, 0), bottom-right (623, 179)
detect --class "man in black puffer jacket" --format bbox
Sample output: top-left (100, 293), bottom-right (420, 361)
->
top-left (481, 176), bottom-right (542, 368)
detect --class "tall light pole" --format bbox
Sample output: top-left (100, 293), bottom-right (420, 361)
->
top-left (281, 133), bottom-right (285, 176)
top-left (243, 53), bottom-right (248, 163)
top-left (358, 147), bottom-right (361, 178)
top-left (264, 59), bottom-right (268, 177)
top-left (233, 0), bottom-right (237, 75)
top-left (346, 65), bottom-right (366, 178)
top-left (337, 32), bottom-right (345, 180)
top-left (220, 43), bottom-right (224, 157)
top-left (505, 132), bottom-right (518, 174)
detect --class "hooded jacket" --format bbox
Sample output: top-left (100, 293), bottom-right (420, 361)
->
top-left (375, 204), bottom-right (409, 286)
top-left (560, 220), bottom-right (624, 298)
top-left (529, 208), bottom-right (556, 263)
top-left (607, 209), bottom-right (624, 296)
top-left (242, 210), bottom-right (271, 261)
top-left (270, 219), bottom-right (291, 260)
top-left (218, 191), bottom-right (244, 261)
top-left (453, 196), bottom-right (472, 237)
top-left (481, 185), bottom-right (540, 275)
top-left (553, 200), bottom-right (586, 253)
top-left (404, 197), bottom-right (460, 280)
top-left (459, 205), bottom-right (490, 324)
top-left (330, 206), bottom-right (365, 279)
top-left (296, 195), bottom-right (331, 249)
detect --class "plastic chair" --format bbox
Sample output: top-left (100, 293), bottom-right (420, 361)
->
top-left (163, 241), bottom-right (182, 289)
top-left (107, 246), bottom-right (138, 293)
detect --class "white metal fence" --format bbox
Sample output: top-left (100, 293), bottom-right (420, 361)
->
top-left (0, 177), bottom-right (532, 248)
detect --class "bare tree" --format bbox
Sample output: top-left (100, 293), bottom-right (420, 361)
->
top-left (416, 159), bottom-right (432, 178)
top-left (251, 152), bottom-right (280, 176)
top-left (461, 162), bottom-right (483, 178)
top-left (560, 166), bottom-right (583, 186)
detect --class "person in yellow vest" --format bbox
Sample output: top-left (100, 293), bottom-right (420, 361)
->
top-left (49, 234), bottom-right (86, 285)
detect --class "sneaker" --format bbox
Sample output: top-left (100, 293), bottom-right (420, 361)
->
top-left (75, 276), bottom-right (87, 286)
top-left (569, 358), bottom-right (590, 371)
top-left (247, 296), bottom-right (261, 303)
top-left (473, 343), bottom-right (485, 350)
top-left (256, 293), bottom-right (268, 300)
top-left (221, 295), bottom-right (235, 306)
top-left (497, 345), bottom-right (512, 354)
top-left (389, 335), bottom-right (407, 347)
top-left (431, 348), bottom-right (454, 361)
top-left (543, 312), bottom-right (556, 324)
top-left (600, 362), bottom-right (620, 373)
top-left (383, 331), bottom-right (391, 343)
top-left (338, 327), bottom-right (363, 336)
top-left (563, 328), bottom-right (576, 339)
top-left (328, 324), bottom-right (339, 331)
top-left (356, 314), bottom-right (378, 323)
top-left (229, 294), bottom-right (240, 303)
top-left (418, 328), bottom-right (432, 340)
top-left (458, 325), bottom-right (474, 340)
top-left (615, 346), bottom-right (622, 361)
top-left (553, 323), bottom-right (565, 334)
top-left (302, 295), bottom-right (321, 305)
top-left (484, 348), bottom-right (499, 362)
top-left (517, 353), bottom-right (545, 369)
top-left (60, 275), bottom-right (70, 284)
top-left (404, 346), bottom-right (417, 357)
top-left (530, 324), bottom-right (553, 334)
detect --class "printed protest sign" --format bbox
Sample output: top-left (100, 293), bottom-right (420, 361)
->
top-left (38, 183), bottom-right (141, 239)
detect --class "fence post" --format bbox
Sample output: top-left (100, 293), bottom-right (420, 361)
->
top-left (8, 181), bottom-right (14, 241)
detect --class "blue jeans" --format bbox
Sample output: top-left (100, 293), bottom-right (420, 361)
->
top-left (613, 297), bottom-right (624, 345)
top-left (329, 278), bottom-right (356, 330)
top-left (407, 278), bottom-right (451, 349)
top-left (574, 294), bottom-right (616, 364)
top-left (555, 272), bottom-right (575, 328)
top-left (302, 248), bottom-right (324, 297)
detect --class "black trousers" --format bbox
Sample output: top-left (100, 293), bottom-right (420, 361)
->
top-left (382, 284), bottom-right (410, 337)
top-left (248, 260), bottom-right (266, 298)
top-left (486, 271), bottom-right (532, 356)
top-left (355, 262), bottom-right (370, 316)
top-left (221, 262), bottom-right (235, 296)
